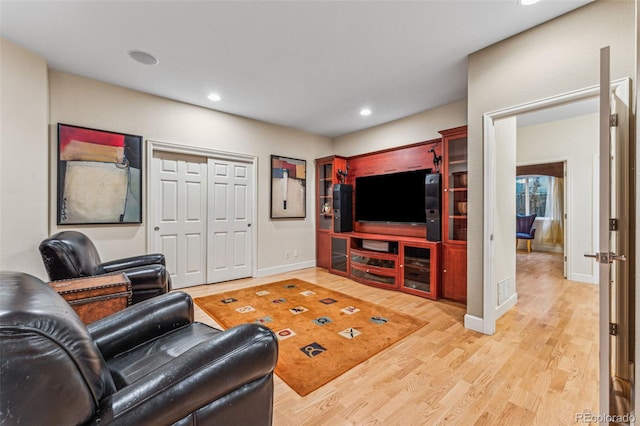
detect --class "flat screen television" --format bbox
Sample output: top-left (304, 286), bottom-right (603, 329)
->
top-left (355, 168), bottom-right (432, 224)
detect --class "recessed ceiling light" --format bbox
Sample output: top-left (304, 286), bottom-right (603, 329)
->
top-left (207, 93), bottom-right (221, 102)
top-left (360, 108), bottom-right (372, 116)
top-left (519, 0), bottom-right (540, 5)
top-left (128, 50), bottom-right (159, 65)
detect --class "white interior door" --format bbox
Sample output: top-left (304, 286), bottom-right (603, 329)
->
top-left (207, 159), bottom-right (253, 282)
top-left (588, 46), bottom-right (632, 419)
top-left (151, 151), bottom-right (207, 289)
top-left (563, 162), bottom-right (568, 278)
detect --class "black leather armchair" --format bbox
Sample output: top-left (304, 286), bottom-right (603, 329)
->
top-left (40, 230), bottom-right (171, 304)
top-left (0, 271), bottom-right (278, 425)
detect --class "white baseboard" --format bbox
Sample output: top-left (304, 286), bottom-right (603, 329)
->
top-left (256, 260), bottom-right (316, 278)
top-left (570, 273), bottom-right (598, 285)
top-left (464, 314), bottom-right (486, 334)
top-left (495, 292), bottom-right (518, 319)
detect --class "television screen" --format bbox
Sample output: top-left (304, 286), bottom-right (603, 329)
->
top-left (355, 169), bottom-right (432, 224)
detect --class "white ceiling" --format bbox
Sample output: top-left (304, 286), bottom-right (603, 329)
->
top-left (1, 0), bottom-right (592, 137)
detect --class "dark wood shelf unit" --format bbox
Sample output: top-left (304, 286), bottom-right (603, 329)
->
top-left (315, 126), bottom-right (467, 304)
top-left (328, 232), bottom-right (440, 300)
top-left (440, 125), bottom-right (468, 303)
top-left (315, 156), bottom-right (347, 269)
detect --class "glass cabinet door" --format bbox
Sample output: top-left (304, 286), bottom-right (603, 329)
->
top-left (401, 245), bottom-right (431, 293)
top-left (446, 136), bottom-right (468, 243)
top-left (399, 243), bottom-right (440, 299)
top-left (330, 236), bottom-right (348, 274)
top-left (318, 162), bottom-right (333, 231)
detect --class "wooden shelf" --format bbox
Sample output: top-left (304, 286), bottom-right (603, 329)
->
top-left (449, 159), bottom-right (467, 165)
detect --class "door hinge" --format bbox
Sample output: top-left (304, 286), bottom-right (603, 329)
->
top-left (610, 218), bottom-right (618, 231)
top-left (610, 322), bottom-right (618, 336)
top-left (610, 113), bottom-right (618, 127)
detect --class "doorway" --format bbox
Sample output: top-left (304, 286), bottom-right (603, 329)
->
top-left (146, 140), bottom-right (258, 288)
top-left (481, 78), bottom-right (629, 335)
top-left (515, 163), bottom-right (567, 278)
top-left (482, 77), bottom-right (632, 417)
top-left (515, 98), bottom-right (601, 285)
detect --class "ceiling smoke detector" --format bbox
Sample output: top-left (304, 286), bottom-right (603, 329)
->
top-left (128, 50), bottom-right (159, 65)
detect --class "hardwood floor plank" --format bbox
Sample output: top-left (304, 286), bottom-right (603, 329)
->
top-left (181, 251), bottom-right (598, 425)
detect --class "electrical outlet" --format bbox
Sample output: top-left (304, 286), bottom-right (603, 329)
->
top-left (285, 250), bottom-right (290, 259)
top-left (293, 249), bottom-right (299, 257)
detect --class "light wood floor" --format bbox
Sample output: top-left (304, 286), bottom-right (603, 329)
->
top-left (182, 251), bottom-right (599, 425)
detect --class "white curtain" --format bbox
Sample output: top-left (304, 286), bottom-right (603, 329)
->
top-left (541, 177), bottom-right (564, 244)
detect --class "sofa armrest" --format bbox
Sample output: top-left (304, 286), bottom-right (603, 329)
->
top-left (94, 324), bottom-right (278, 425)
top-left (87, 291), bottom-right (193, 359)
top-left (101, 253), bottom-right (166, 272)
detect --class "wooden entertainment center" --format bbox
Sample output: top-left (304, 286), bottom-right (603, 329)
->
top-left (315, 126), bottom-right (467, 303)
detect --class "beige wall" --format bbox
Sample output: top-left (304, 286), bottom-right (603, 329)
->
top-left (47, 71), bottom-right (334, 277)
top-left (333, 100), bottom-right (466, 156)
top-left (467, 0), bottom-right (635, 318)
top-left (0, 38), bottom-right (334, 280)
top-left (0, 38), bottom-right (49, 277)
top-left (2, 37), bottom-right (466, 282)
top-left (494, 117), bottom-right (517, 311)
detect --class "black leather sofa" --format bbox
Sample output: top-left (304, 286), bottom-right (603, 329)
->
top-left (39, 230), bottom-right (171, 304)
top-left (0, 271), bottom-right (279, 425)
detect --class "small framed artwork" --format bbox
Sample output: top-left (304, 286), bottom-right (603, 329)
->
top-left (57, 123), bottom-right (143, 225)
top-left (270, 155), bottom-right (306, 219)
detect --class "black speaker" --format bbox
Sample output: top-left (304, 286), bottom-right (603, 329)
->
top-left (425, 174), bottom-right (441, 241)
top-left (333, 184), bottom-right (353, 233)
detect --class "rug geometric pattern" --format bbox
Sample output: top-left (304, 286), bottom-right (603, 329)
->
top-left (194, 279), bottom-right (428, 396)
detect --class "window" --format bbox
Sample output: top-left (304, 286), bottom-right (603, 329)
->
top-left (516, 175), bottom-right (550, 218)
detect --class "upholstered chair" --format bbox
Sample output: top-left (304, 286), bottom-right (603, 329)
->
top-left (0, 271), bottom-right (278, 425)
top-left (516, 214), bottom-right (537, 252)
top-left (39, 230), bottom-right (171, 304)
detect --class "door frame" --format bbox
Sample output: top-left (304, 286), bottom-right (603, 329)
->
top-left (473, 77), bottom-right (630, 336)
top-left (146, 140), bottom-right (258, 280)
top-left (514, 159), bottom-right (569, 276)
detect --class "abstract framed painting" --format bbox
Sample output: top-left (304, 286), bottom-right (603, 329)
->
top-left (270, 155), bottom-right (306, 219)
top-left (57, 123), bottom-right (143, 225)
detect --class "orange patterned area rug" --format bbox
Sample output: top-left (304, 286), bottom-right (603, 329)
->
top-left (194, 278), bottom-right (428, 396)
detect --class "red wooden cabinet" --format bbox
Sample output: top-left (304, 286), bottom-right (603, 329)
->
top-left (442, 244), bottom-right (467, 303)
top-left (315, 156), bottom-right (347, 269)
top-left (314, 126), bottom-right (467, 304)
top-left (440, 126), bottom-right (468, 303)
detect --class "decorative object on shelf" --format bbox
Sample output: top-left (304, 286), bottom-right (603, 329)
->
top-left (337, 166), bottom-right (348, 183)
top-left (194, 278), bottom-right (427, 396)
top-left (457, 202), bottom-right (468, 215)
top-left (428, 147), bottom-right (442, 173)
top-left (321, 202), bottom-right (331, 214)
top-left (270, 155), bottom-right (306, 219)
top-left (57, 123), bottom-right (142, 224)
top-left (452, 171), bottom-right (468, 187)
